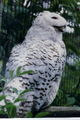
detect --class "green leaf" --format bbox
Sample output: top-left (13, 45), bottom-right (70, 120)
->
top-left (0, 78), bottom-right (6, 82)
top-left (20, 89), bottom-right (32, 96)
top-left (0, 110), bottom-right (7, 115)
top-left (14, 89), bottom-right (32, 103)
top-left (19, 70), bottom-right (35, 76)
top-left (16, 67), bottom-right (34, 76)
top-left (0, 87), bottom-right (3, 91)
top-left (5, 102), bottom-right (17, 118)
top-left (14, 98), bottom-right (26, 103)
top-left (26, 112), bottom-right (33, 118)
top-left (35, 112), bottom-right (49, 118)
top-left (0, 105), bottom-right (5, 110)
top-left (67, 97), bottom-right (76, 105)
top-left (16, 66), bottom-right (21, 76)
top-left (9, 70), bottom-right (14, 78)
top-left (0, 95), bottom-right (6, 101)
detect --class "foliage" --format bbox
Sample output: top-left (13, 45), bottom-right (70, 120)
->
top-left (0, 65), bottom-right (50, 118)
top-left (52, 61), bottom-right (80, 106)
top-left (35, 111), bottom-right (50, 118)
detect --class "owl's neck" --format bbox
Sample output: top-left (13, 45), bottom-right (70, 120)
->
top-left (23, 25), bottom-right (63, 44)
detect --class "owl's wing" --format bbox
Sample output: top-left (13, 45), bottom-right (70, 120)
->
top-left (4, 40), bottom-right (65, 114)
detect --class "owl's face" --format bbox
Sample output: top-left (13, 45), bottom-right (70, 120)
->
top-left (42, 11), bottom-right (67, 32)
top-left (34, 11), bottom-right (67, 32)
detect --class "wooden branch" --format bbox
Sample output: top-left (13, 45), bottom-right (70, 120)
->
top-left (43, 106), bottom-right (80, 117)
top-left (45, 106), bottom-right (80, 112)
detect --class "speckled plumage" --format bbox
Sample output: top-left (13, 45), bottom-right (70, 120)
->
top-left (3, 11), bottom-right (67, 117)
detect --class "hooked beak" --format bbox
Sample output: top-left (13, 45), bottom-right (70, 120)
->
top-left (54, 25), bottom-right (67, 32)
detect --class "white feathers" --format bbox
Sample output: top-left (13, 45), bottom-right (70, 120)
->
top-left (3, 11), bottom-right (67, 117)
top-left (33, 11), bottom-right (67, 29)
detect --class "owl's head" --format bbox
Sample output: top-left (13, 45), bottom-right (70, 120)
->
top-left (33, 11), bottom-right (67, 32)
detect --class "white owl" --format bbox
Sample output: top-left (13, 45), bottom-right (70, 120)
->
top-left (1, 11), bottom-right (67, 117)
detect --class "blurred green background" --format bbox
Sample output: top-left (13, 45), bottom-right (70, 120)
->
top-left (0, 0), bottom-right (80, 107)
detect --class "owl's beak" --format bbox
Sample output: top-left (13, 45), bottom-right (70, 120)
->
top-left (54, 25), bottom-right (66, 32)
top-left (58, 25), bottom-right (66, 32)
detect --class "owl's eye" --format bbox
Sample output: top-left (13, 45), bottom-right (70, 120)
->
top-left (51, 17), bottom-right (58, 19)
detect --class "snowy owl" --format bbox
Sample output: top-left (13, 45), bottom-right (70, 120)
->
top-left (2, 11), bottom-right (67, 117)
